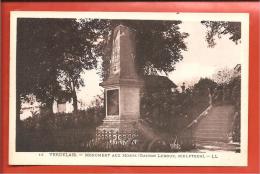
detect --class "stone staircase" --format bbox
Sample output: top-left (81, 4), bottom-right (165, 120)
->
top-left (193, 105), bottom-right (239, 151)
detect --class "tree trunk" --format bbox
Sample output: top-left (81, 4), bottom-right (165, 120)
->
top-left (16, 94), bottom-right (21, 126)
top-left (42, 97), bottom-right (54, 115)
top-left (72, 85), bottom-right (78, 113)
top-left (16, 94), bottom-right (22, 150)
top-left (16, 94), bottom-right (25, 151)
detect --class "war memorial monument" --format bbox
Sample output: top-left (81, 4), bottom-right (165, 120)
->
top-left (97, 25), bottom-right (144, 132)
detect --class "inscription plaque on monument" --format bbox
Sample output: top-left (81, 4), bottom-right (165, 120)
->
top-left (106, 89), bottom-right (119, 116)
top-left (110, 29), bottom-right (120, 75)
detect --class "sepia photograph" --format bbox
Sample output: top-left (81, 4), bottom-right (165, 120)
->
top-left (9, 12), bottom-right (249, 166)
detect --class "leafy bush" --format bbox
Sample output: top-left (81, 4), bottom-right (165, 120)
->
top-left (141, 89), bottom-right (192, 135)
top-left (18, 105), bottom-right (105, 151)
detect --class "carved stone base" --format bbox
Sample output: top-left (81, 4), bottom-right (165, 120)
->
top-left (96, 117), bottom-right (138, 133)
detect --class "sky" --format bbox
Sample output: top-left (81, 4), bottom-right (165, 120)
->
top-left (169, 21), bottom-right (241, 86)
top-left (77, 21), bottom-right (242, 107)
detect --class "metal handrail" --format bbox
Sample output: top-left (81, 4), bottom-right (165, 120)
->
top-left (186, 105), bottom-right (212, 129)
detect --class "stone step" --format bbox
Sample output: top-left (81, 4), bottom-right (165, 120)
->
top-left (204, 113), bottom-right (231, 117)
top-left (200, 120), bottom-right (231, 124)
top-left (194, 132), bottom-right (227, 137)
top-left (196, 126), bottom-right (229, 130)
top-left (195, 126), bottom-right (229, 131)
top-left (199, 119), bottom-right (230, 123)
top-left (194, 135), bottom-right (227, 140)
top-left (196, 144), bottom-right (239, 152)
top-left (193, 133), bottom-right (228, 139)
top-left (194, 126), bottom-right (228, 130)
top-left (201, 121), bottom-right (230, 124)
top-left (196, 121), bottom-right (228, 125)
top-left (195, 141), bottom-right (240, 152)
top-left (194, 136), bottom-right (228, 142)
top-left (196, 141), bottom-right (239, 146)
top-left (198, 120), bottom-right (229, 123)
top-left (195, 127), bottom-right (229, 132)
top-left (194, 131), bottom-right (228, 136)
top-left (201, 118), bottom-right (230, 121)
top-left (194, 133), bottom-right (228, 137)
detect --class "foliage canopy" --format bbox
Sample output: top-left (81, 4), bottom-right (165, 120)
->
top-left (99, 20), bottom-right (189, 79)
top-left (201, 21), bottom-right (241, 47)
top-left (17, 18), bottom-right (105, 112)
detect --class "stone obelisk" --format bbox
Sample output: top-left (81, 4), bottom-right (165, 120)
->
top-left (97, 25), bottom-right (143, 132)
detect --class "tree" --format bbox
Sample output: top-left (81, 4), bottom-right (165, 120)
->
top-left (193, 78), bottom-right (217, 94)
top-left (192, 78), bottom-right (217, 116)
top-left (229, 76), bottom-right (241, 142)
top-left (17, 18), bottom-right (60, 121)
top-left (16, 18), bottom-right (104, 114)
top-left (212, 68), bottom-right (235, 85)
top-left (64, 19), bottom-right (110, 112)
top-left (201, 21), bottom-right (241, 47)
top-left (98, 20), bottom-right (189, 79)
top-left (16, 18), bottom-right (195, 121)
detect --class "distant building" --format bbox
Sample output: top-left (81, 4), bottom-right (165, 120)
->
top-left (53, 93), bottom-right (74, 114)
top-left (20, 94), bottom-right (41, 120)
top-left (20, 92), bottom-right (75, 120)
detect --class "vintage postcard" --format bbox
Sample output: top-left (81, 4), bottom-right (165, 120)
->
top-left (9, 11), bottom-right (249, 166)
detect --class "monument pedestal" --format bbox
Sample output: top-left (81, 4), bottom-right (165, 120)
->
top-left (97, 117), bottom-right (138, 132)
top-left (96, 25), bottom-right (143, 133)
top-left (97, 82), bottom-right (143, 133)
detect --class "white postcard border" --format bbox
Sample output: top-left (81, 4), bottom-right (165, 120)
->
top-left (9, 11), bottom-right (249, 166)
